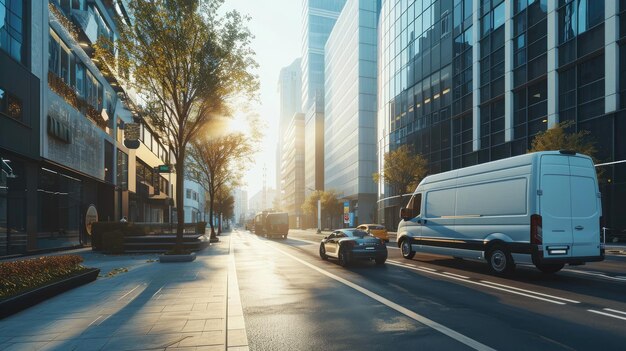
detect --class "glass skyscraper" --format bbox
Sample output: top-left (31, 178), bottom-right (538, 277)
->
top-left (378, 0), bottom-right (626, 233)
top-left (301, 0), bottom-right (348, 111)
top-left (325, 0), bottom-right (380, 226)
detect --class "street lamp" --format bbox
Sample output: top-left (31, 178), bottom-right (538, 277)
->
top-left (307, 187), bottom-right (322, 234)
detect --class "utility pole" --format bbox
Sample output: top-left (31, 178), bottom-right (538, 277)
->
top-left (262, 164), bottom-right (267, 210)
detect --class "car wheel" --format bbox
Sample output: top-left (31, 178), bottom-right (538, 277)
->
top-left (535, 263), bottom-right (564, 274)
top-left (400, 238), bottom-right (415, 259)
top-left (338, 247), bottom-right (350, 267)
top-left (487, 245), bottom-right (515, 275)
top-left (375, 257), bottom-right (386, 265)
top-left (319, 243), bottom-right (328, 260)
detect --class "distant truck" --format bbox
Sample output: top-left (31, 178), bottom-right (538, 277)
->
top-left (397, 150), bottom-right (604, 275)
top-left (254, 211), bottom-right (289, 239)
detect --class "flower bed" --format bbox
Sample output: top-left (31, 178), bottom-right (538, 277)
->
top-left (0, 255), bottom-right (89, 300)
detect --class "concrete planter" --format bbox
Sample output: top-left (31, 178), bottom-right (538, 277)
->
top-left (159, 252), bottom-right (197, 263)
top-left (0, 268), bottom-right (100, 319)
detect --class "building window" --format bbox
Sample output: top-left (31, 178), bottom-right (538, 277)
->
top-left (186, 189), bottom-right (191, 199)
top-left (558, 0), bottom-right (604, 44)
top-left (0, 0), bottom-right (25, 63)
top-left (192, 191), bottom-right (197, 201)
top-left (559, 54), bottom-right (605, 123)
top-left (0, 86), bottom-right (22, 121)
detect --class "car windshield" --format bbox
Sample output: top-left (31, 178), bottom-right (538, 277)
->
top-left (345, 230), bottom-right (371, 238)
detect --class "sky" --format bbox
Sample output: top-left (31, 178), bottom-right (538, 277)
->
top-left (222, 0), bottom-right (303, 201)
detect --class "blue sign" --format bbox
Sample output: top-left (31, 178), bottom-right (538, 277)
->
top-left (349, 212), bottom-right (355, 227)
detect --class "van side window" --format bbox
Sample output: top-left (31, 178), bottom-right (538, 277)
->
top-left (407, 193), bottom-right (422, 216)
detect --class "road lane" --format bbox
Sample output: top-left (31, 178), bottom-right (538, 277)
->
top-left (232, 230), bottom-right (476, 350)
top-left (245, 229), bottom-right (626, 350)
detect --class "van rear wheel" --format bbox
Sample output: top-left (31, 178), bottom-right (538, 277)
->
top-left (487, 245), bottom-right (515, 275)
top-left (536, 263), bottom-right (564, 274)
top-left (400, 239), bottom-right (415, 259)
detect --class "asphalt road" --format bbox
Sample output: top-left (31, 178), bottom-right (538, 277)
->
top-left (232, 229), bottom-right (626, 351)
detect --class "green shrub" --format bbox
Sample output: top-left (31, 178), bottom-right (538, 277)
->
top-left (196, 222), bottom-right (207, 234)
top-left (92, 222), bottom-right (148, 252)
top-left (101, 230), bottom-right (125, 254)
top-left (0, 255), bottom-right (86, 299)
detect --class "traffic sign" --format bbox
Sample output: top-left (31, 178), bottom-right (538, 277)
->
top-left (156, 164), bottom-right (171, 173)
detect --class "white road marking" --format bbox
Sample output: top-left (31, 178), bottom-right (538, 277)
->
top-left (88, 316), bottom-right (102, 327)
top-left (479, 280), bottom-right (580, 304)
top-left (289, 238), bottom-right (319, 245)
top-left (588, 309), bottom-right (626, 321)
top-left (118, 284), bottom-right (142, 301)
top-left (561, 269), bottom-right (626, 282)
top-left (387, 246), bottom-right (400, 250)
top-left (252, 235), bottom-right (495, 351)
top-left (604, 308), bottom-right (626, 316)
top-left (387, 261), bottom-right (566, 305)
top-left (443, 272), bottom-right (470, 279)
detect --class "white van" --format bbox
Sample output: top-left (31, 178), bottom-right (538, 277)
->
top-left (397, 150), bottom-right (604, 275)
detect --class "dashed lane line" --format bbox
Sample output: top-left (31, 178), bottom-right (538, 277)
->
top-left (587, 309), bottom-right (626, 321)
top-left (387, 260), bottom-right (567, 305)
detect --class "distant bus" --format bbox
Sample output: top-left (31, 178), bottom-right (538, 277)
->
top-left (254, 211), bottom-right (289, 239)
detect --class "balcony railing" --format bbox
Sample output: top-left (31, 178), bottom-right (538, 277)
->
top-left (48, 71), bottom-right (108, 130)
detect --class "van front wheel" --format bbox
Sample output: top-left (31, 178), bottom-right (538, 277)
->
top-left (536, 263), bottom-right (564, 274)
top-left (400, 239), bottom-right (415, 259)
top-left (487, 245), bottom-right (515, 275)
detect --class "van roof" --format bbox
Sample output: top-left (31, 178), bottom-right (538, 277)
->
top-left (417, 151), bottom-right (593, 189)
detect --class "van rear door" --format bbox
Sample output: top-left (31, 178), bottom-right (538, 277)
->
top-left (539, 155), bottom-right (573, 258)
top-left (569, 156), bottom-right (601, 257)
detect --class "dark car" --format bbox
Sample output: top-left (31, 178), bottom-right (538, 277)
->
top-left (319, 228), bottom-right (387, 266)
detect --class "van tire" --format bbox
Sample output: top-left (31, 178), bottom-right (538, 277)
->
top-left (487, 245), bottom-right (515, 275)
top-left (400, 239), bottom-right (415, 259)
top-left (536, 263), bottom-right (564, 274)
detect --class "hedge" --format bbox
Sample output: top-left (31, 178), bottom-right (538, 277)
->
top-left (0, 255), bottom-right (86, 299)
top-left (91, 222), bottom-right (147, 252)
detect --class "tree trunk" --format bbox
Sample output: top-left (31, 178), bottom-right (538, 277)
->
top-left (218, 213), bottom-right (222, 235)
top-left (175, 149), bottom-right (186, 253)
top-left (208, 191), bottom-right (216, 239)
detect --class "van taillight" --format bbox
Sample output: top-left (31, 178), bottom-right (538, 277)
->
top-left (531, 214), bottom-right (543, 245)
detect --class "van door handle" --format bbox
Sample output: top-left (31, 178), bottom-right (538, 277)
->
top-left (575, 225), bottom-right (584, 231)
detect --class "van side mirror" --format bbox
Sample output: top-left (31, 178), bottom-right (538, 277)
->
top-left (400, 207), bottom-right (414, 221)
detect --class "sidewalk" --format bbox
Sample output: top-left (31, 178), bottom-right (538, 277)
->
top-left (0, 232), bottom-right (247, 351)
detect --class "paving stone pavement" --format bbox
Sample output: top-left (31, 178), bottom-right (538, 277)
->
top-left (0, 232), bottom-right (248, 351)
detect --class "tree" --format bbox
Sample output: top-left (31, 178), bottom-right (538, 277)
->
top-left (214, 186), bottom-right (235, 234)
top-left (373, 145), bottom-right (428, 195)
top-left (97, 0), bottom-right (258, 250)
top-left (529, 121), bottom-right (598, 158)
top-left (188, 133), bottom-right (255, 237)
top-left (302, 190), bottom-right (343, 229)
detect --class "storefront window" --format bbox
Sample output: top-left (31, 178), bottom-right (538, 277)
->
top-left (37, 168), bottom-right (81, 250)
top-left (0, 156), bottom-right (26, 255)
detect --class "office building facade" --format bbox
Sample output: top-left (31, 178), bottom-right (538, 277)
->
top-left (325, 0), bottom-right (380, 226)
top-left (281, 113), bottom-right (305, 228)
top-left (377, 0), bottom-right (626, 232)
top-left (1, 0), bottom-right (175, 257)
top-left (276, 58), bottom-right (302, 207)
